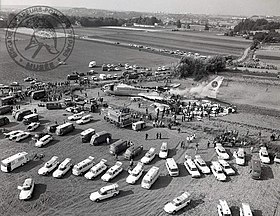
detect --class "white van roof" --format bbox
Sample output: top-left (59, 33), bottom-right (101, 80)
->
top-left (132, 121), bottom-right (145, 125)
top-left (241, 203), bottom-right (253, 216)
top-left (212, 161), bottom-right (223, 171)
top-left (2, 152), bottom-right (28, 164)
top-left (131, 162), bottom-right (144, 175)
top-left (144, 166), bottom-right (159, 180)
top-left (56, 122), bottom-right (73, 129)
top-left (166, 158), bottom-right (177, 169)
top-left (91, 159), bottom-right (107, 171)
top-left (23, 113), bottom-right (38, 119)
top-left (100, 183), bottom-right (119, 193)
top-left (59, 158), bottom-right (71, 168)
top-left (219, 200), bottom-right (231, 215)
top-left (74, 156), bottom-right (94, 168)
top-left (80, 128), bottom-right (95, 136)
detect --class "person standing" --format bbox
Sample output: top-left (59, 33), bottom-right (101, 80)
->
top-left (207, 141), bottom-right (210, 148)
top-left (156, 133), bottom-right (159, 139)
top-left (159, 132), bottom-right (162, 139)
top-left (145, 133), bottom-right (148, 140)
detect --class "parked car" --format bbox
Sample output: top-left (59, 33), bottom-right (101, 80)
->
top-left (76, 114), bottom-right (93, 125)
top-left (218, 159), bottom-right (235, 175)
top-left (68, 111), bottom-right (84, 121)
top-left (126, 162), bottom-right (144, 184)
top-left (123, 145), bottom-right (143, 160)
top-left (4, 130), bottom-right (23, 139)
top-left (233, 148), bottom-right (245, 165)
top-left (159, 142), bottom-right (168, 159)
top-left (164, 192), bottom-right (191, 214)
top-left (184, 156), bottom-right (201, 178)
top-left (15, 132), bottom-right (31, 142)
top-left (215, 144), bottom-right (230, 160)
top-left (17, 178), bottom-right (35, 200)
top-left (27, 122), bottom-right (40, 131)
top-left (35, 134), bottom-right (53, 147)
top-left (38, 156), bottom-right (59, 175)
top-left (53, 158), bottom-right (72, 178)
top-left (141, 147), bottom-right (156, 164)
top-left (84, 159), bottom-right (108, 180)
top-left (101, 161), bottom-right (123, 182)
top-left (211, 161), bottom-right (227, 181)
top-left (90, 183), bottom-right (119, 202)
top-left (193, 155), bottom-right (211, 174)
top-left (259, 147), bottom-right (270, 164)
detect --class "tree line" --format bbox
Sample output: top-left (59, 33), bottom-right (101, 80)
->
top-left (174, 55), bottom-right (226, 80)
top-left (1, 13), bottom-right (162, 28)
top-left (234, 18), bottom-right (280, 33)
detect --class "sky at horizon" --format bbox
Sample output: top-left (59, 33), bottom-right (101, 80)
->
top-left (2, 0), bottom-right (280, 16)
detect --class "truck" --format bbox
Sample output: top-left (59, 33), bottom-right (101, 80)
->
top-left (103, 107), bottom-right (132, 128)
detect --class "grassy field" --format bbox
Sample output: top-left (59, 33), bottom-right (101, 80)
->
top-left (0, 29), bottom-right (178, 84)
top-left (73, 27), bottom-right (251, 57)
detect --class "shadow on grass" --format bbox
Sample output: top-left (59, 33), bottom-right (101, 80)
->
top-left (151, 175), bottom-right (172, 190)
top-left (30, 183), bottom-right (47, 201)
top-left (13, 160), bottom-right (44, 173)
top-left (261, 165), bottom-right (274, 180)
top-left (253, 209), bottom-right (263, 216)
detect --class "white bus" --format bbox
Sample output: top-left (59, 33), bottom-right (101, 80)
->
top-left (72, 156), bottom-right (95, 176)
top-left (165, 158), bottom-right (179, 176)
top-left (23, 113), bottom-right (39, 125)
top-left (1, 152), bottom-right (29, 172)
top-left (56, 122), bottom-right (75, 136)
top-left (80, 128), bottom-right (95, 143)
top-left (141, 166), bottom-right (160, 189)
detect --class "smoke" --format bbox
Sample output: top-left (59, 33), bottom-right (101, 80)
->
top-left (169, 83), bottom-right (206, 97)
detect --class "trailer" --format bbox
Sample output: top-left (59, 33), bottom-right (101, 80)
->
top-left (103, 107), bottom-right (132, 128)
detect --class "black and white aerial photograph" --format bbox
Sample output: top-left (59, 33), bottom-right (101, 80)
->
top-left (0, 0), bottom-right (280, 215)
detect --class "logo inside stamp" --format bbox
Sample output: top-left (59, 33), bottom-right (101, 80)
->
top-left (5, 6), bottom-right (75, 71)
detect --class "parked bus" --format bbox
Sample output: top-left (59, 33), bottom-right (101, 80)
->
top-left (0, 116), bottom-right (10, 127)
top-left (46, 102), bottom-right (62, 110)
top-left (15, 109), bottom-right (32, 121)
top-left (1, 152), bottom-right (29, 172)
top-left (0, 105), bottom-right (12, 115)
top-left (0, 96), bottom-right (16, 106)
top-left (80, 128), bottom-right (95, 143)
top-left (23, 113), bottom-right (39, 125)
top-left (31, 90), bottom-right (46, 100)
top-left (56, 122), bottom-right (75, 136)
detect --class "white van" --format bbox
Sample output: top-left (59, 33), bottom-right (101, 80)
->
top-left (1, 152), bottom-right (29, 172)
top-left (165, 158), bottom-right (179, 176)
top-left (141, 166), bottom-right (160, 189)
top-left (240, 203), bottom-right (253, 216)
top-left (84, 159), bottom-right (107, 180)
top-left (72, 156), bottom-right (95, 176)
top-left (132, 121), bottom-right (146, 131)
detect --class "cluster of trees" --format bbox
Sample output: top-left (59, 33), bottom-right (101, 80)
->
top-left (2, 13), bottom-right (162, 28)
top-left (67, 15), bottom-right (161, 27)
top-left (175, 55), bottom-right (226, 80)
top-left (126, 16), bottom-right (162, 26)
top-left (234, 19), bottom-right (280, 33)
top-left (253, 31), bottom-right (280, 43)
